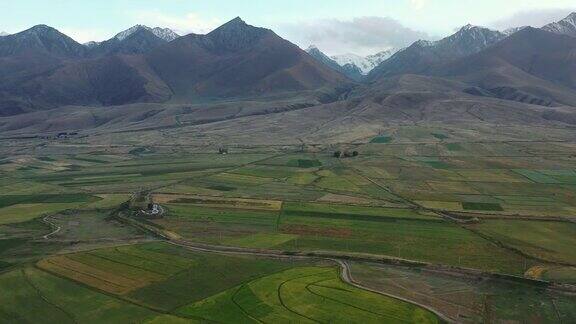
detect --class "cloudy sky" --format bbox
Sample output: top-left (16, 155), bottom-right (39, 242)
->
top-left (1, 0), bottom-right (575, 56)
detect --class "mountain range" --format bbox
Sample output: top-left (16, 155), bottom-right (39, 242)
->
top-left (85, 25), bottom-right (180, 57)
top-left (1, 13), bottom-right (576, 139)
top-left (367, 24), bottom-right (507, 81)
top-left (0, 18), bottom-right (349, 116)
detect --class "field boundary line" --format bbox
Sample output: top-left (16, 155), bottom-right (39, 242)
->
top-left (276, 272), bottom-right (328, 323)
top-left (22, 268), bottom-right (79, 324)
top-left (84, 251), bottom-right (172, 277)
top-left (33, 264), bottom-right (173, 314)
top-left (230, 284), bottom-right (266, 324)
top-left (304, 277), bottom-right (412, 322)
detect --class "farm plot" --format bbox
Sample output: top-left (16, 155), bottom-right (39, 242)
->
top-left (0, 192), bottom-right (103, 225)
top-left (45, 210), bottom-right (146, 243)
top-left (33, 242), bottom-right (312, 313)
top-left (470, 220), bottom-right (576, 265)
top-left (126, 243), bottom-right (305, 311)
top-left (23, 153), bottom-right (272, 192)
top-left (154, 204), bottom-right (281, 245)
top-left (351, 262), bottom-right (576, 323)
top-left (283, 202), bottom-right (439, 221)
top-left (154, 194), bottom-right (282, 211)
top-left (208, 172), bottom-right (273, 186)
top-left (287, 171), bottom-right (318, 185)
top-left (231, 165), bottom-right (299, 179)
top-left (277, 212), bottom-right (530, 275)
top-left (0, 267), bottom-right (161, 324)
top-left (176, 267), bottom-right (440, 324)
top-left (215, 180), bottom-right (328, 201)
top-left (314, 169), bottom-right (363, 193)
top-left (0, 203), bottom-right (84, 225)
top-left (36, 244), bottom-right (199, 295)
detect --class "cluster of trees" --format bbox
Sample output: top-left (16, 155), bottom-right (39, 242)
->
top-left (333, 151), bottom-right (359, 158)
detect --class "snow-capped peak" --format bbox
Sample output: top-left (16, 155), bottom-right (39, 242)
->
top-left (331, 49), bottom-right (397, 75)
top-left (151, 27), bottom-right (180, 42)
top-left (502, 26), bottom-right (528, 36)
top-left (84, 41), bottom-right (100, 48)
top-left (455, 24), bottom-right (499, 35)
top-left (542, 12), bottom-right (576, 37)
top-left (0, 31), bottom-right (8, 37)
top-left (114, 25), bottom-right (180, 42)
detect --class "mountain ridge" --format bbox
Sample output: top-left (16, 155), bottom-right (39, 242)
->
top-left (542, 12), bottom-right (576, 37)
top-left (0, 24), bottom-right (86, 58)
top-left (0, 18), bottom-right (350, 116)
top-left (368, 24), bottom-right (506, 81)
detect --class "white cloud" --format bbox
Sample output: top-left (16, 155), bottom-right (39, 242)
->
top-left (132, 10), bottom-right (223, 35)
top-left (60, 27), bottom-right (110, 43)
top-left (279, 16), bottom-right (429, 56)
top-left (489, 8), bottom-right (575, 30)
top-left (409, 0), bottom-right (429, 11)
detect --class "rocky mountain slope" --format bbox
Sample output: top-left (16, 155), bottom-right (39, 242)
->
top-left (0, 25), bottom-right (86, 58)
top-left (145, 18), bottom-right (350, 100)
top-left (0, 18), bottom-right (349, 116)
top-left (543, 12), bottom-right (576, 38)
top-left (368, 25), bottom-right (506, 80)
top-left (87, 27), bottom-right (171, 57)
top-left (431, 27), bottom-right (576, 107)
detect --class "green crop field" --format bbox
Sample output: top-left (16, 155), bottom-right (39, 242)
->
top-left (2, 245), bottom-right (442, 323)
top-left (0, 267), bottom-right (159, 323)
top-left (470, 220), bottom-right (576, 266)
top-left (176, 267), bottom-right (440, 323)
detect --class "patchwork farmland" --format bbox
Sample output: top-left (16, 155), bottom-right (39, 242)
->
top-left (1, 126), bottom-right (576, 322)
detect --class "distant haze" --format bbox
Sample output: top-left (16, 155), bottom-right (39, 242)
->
top-left (490, 8), bottom-right (576, 30)
top-left (279, 16), bottom-right (430, 56)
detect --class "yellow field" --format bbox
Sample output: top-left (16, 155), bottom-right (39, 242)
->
top-left (37, 256), bottom-right (155, 295)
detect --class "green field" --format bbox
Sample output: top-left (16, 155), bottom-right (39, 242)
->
top-left (1, 243), bottom-right (442, 323)
top-left (0, 267), bottom-right (159, 323)
top-left (177, 267), bottom-right (440, 323)
top-left (470, 220), bottom-right (576, 266)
